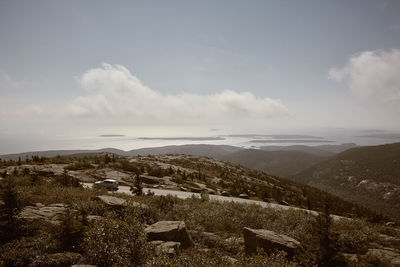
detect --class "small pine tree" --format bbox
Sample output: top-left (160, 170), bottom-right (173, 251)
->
top-left (130, 173), bottom-right (143, 196)
top-left (316, 197), bottom-right (340, 266)
top-left (0, 177), bottom-right (22, 243)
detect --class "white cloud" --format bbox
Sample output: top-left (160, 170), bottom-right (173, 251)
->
top-left (0, 71), bottom-right (21, 91)
top-left (328, 49), bottom-right (400, 103)
top-left (68, 63), bottom-right (289, 123)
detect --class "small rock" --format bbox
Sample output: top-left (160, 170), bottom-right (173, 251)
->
top-left (150, 240), bottom-right (181, 256)
top-left (243, 227), bottom-right (301, 258)
top-left (207, 188), bottom-right (216, 195)
top-left (223, 256), bottom-right (238, 264)
top-left (87, 215), bottom-right (103, 222)
top-left (95, 195), bottom-right (127, 207)
top-left (145, 221), bottom-right (193, 248)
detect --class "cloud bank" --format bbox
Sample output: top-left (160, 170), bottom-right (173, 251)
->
top-left (68, 63), bottom-right (289, 123)
top-left (328, 49), bottom-right (400, 104)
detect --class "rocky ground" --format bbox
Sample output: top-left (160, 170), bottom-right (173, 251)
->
top-left (1, 154), bottom-right (400, 266)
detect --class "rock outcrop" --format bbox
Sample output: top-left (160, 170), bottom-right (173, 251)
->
top-left (145, 221), bottom-right (193, 248)
top-left (150, 240), bottom-right (181, 256)
top-left (366, 248), bottom-right (400, 266)
top-left (243, 227), bottom-right (301, 257)
top-left (19, 203), bottom-right (67, 224)
top-left (95, 195), bottom-right (127, 208)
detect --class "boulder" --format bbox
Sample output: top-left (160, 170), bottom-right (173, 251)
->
top-left (207, 188), bottom-right (216, 195)
top-left (31, 252), bottom-right (82, 267)
top-left (87, 215), bottom-right (103, 222)
top-left (141, 175), bottom-right (162, 184)
top-left (150, 240), bottom-right (181, 256)
top-left (95, 195), bottom-right (127, 207)
top-left (223, 256), bottom-right (238, 264)
top-left (130, 201), bottom-right (149, 209)
top-left (243, 227), bottom-right (301, 257)
top-left (189, 230), bottom-right (221, 248)
top-left (145, 221), bottom-right (193, 248)
top-left (365, 248), bottom-right (400, 266)
top-left (189, 186), bottom-right (202, 193)
top-left (19, 203), bottom-right (67, 224)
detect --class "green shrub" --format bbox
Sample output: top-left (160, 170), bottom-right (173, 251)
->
top-left (0, 176), bottom-right (23, 243)
top-left (53, 209), bottom-right (86, 252)
top-left (83, 215), bottom-right (150, 266)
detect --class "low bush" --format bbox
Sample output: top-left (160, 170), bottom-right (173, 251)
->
top-left (83, 215), bottom-right (150, 266)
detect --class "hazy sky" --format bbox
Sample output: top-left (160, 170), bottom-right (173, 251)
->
top-left (1, 0), bottom-right (400, 143)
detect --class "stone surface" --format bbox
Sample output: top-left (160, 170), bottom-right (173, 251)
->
top-left (31, 252), bottom-right (82, 267)
top-left (95, 195), bottom-right (127, 207)
top-left (145, 221), bottom-right (193, 248)
top-left (19, 203), bottom-right (67, 224)
top-left (150, 240), bottom-right (181, 256)
top-left (141, 175), bottom-right (162, 184)
top-left (243, 227), bottom-right (301, 257)
top-left (87, 215), bottom-right (103, 222)
top-left (366, 248), bottom-right (400, 266)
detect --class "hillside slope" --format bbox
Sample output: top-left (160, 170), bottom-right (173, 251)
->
top-left (292, 142), bottom-right (400, 221)
top-left (221, 149), bottom-right (325, 177)
top-left (259, 143), bottom-right (357, 157)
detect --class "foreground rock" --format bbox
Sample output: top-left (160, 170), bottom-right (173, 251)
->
top-left (145, 221), bottom-right (194, 248)
top-left (366, 248), bottom-right (400, 266)
top-left (95, 195), bottom-right (127, 207)
top-left (31, 252), bottom-right (82, 266)
top-left (243, 227), bottom-right (301, 258)
top-left (150, 240), bottom-right (181, 256)
top-left (19, 203), bottom-right (66, 224)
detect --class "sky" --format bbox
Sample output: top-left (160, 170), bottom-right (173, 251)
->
top-left (1, 0), bottom-right (400, 152)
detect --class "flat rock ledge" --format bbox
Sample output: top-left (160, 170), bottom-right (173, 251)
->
top-left (95, 195), bottom-right (127, 207)
top-left (145, 221), bottom-right (194, 248)
top-left (243, 227), bottom-right (301, 258)
top-left (19, 203), bottom-right (67, 224)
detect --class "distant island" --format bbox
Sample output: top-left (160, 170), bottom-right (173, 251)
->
top-left (139, 137), bottom-right (225, 141)
top-left (355, 133), bottom-right (400, 139)
top-left (223, 134), bottom-right (324, 139)
top-left (250, 139), bottom-right (334, 143)
top-left (98, 134), bottom-right (126, 137)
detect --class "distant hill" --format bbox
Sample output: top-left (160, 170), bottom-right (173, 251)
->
top-left (260, 143), bottom-right (357, 157)
top-left (221, 149), bottom-right (325, 177)
top-left (0, 145), bottom-right (243, 161)
top-left (0, 148), bottom-right (128, 161)
top-left (127, 144), bottom-right (243, 158)
top-left (292, 142), bottom-right (400, 221)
